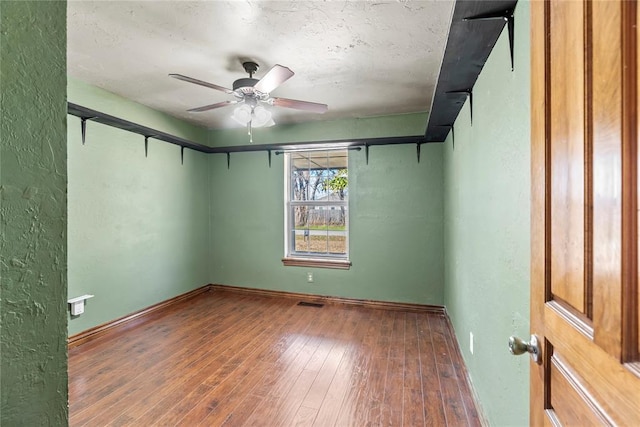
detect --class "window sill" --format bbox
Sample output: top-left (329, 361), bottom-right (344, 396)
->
top-left (282, 257), bottom-right (351, 270)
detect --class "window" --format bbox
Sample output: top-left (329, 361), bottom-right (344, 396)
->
top-left (283, 149), bottom-right (350, 269)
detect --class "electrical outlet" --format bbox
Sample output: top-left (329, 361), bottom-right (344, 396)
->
top-left (470, 332), bottom-right (474, 355)
top-left (307, 272), bottom-right (314, 283)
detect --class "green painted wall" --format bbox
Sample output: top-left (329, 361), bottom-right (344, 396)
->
top-left (443, 1), bottom-right (531, 425)
top-left (1, 1), bottom-right (68, 424)
top-left (67, 79), bottom-right (210, 335)
top-left (209, 114), bottom-right (444, 305)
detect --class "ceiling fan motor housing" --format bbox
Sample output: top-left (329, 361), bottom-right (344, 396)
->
top-left (233, 78), bottom-right (259, 92)
top-left (233, 78), bottom-right (270, 101)
top-left (233, 61), bottom-right (267, 97)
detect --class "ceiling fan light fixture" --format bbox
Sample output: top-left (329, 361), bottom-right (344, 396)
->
top-left (232, 104), bottom-right (273, 128)
top-left (231, 104), bottom-right (252, 125)
top-left (251, 105), bottom-right (272, 127)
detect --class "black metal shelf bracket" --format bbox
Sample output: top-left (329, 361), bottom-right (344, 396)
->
top-left (437, 124), bottom-right (455, 148)
top-left (446, 90), bottom-right (473, 125)
top-left (417, 143), bottom-right (422, 163)
top-left (80, 117), bottom-right (94, 145)
top-left (227, 152), bottom-right (231, 169)
top-left (267, 150), bottom-right (272, 168)
top-left (365, 143), bottom-right (370, 165)
top-left (463, 8), bottom-right (516, 71)
top-left (144, 135), bottom-right (152, 157)
top-left (181, 147), bottom-right (185, 165)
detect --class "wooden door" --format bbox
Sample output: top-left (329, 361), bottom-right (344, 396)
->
top-left (531, 0), bottom-right (640, 425)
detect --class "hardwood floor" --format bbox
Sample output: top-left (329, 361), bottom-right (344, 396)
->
top-left (68, 288), bottom-right (481, 426)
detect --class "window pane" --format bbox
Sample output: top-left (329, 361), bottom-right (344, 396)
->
top-left (308, 172), bottom-right (323, 201)
top-left (294, 205), bottom-right (308, 229)
top-left (291, 152), bottom-right (310, 170)
top-left (328, 206), bottom-right (346, 255)
top-left (327, 168), bottom-right (348, 201)
top-left (293, 205), bottom-right (309, 253)
top-left (291, 205), bottom-right (347, 256)
top-left (327, 205), bottom-right (347, 229)
top-left (291, 169), bottom-right (309, 201)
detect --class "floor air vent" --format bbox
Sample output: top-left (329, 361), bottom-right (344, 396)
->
top-left (297, 301), bottom-right (324, 308)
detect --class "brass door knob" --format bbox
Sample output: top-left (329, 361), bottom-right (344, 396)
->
top-left (508, 334), bottom-right (541, 364)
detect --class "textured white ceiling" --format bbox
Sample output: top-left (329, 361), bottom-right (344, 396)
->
top-left (67, 1), bottom-right (455, 130)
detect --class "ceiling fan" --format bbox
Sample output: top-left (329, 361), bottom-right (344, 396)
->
top-left (170, 61), bottom-right (328, 133)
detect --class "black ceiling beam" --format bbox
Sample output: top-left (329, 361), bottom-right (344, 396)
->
top-left (68, 103), bottom-right (213, 153)
top-left (68, 103), bottom-right (433, 157)
top-left (425, 0), bottom-right (518, 142)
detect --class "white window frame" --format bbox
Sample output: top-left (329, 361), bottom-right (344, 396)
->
top-left (283, 149), bottom-right (351, 270)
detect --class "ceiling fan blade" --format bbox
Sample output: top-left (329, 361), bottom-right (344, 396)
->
top-left (187, 100), bottom-right (238, 112)
top-left (253, 65), bottom-right (294, 94)
top-left (271, 97), bottom-right (328, 113)
top-left (169, 73), bottom-right (234, 94)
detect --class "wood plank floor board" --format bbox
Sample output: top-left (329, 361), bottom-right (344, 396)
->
top-left (423, 389), bottom-right (448, 426)
top-left (360, 355), bottom-right (388, 425)
top-left (428, 314), bottom-right (472, 427)
top-left (429, 314), bottom-right (454, 366)
top-left (376, 311), bottom-right (406, 426)
top-left (68, 290), bottom-right (480, 426)
top-left (437, 362), bottom-right (470, 426)
top-left (403, 313), bottom-right (426, 426)
top-left (291, 406), bottom-right (318, 427)
top-left (380, 356), bottom-right (405, 426)
top-left (271, 368), bottom-right (320, 427)
top-left (417, 315), bottom-right (447, 427)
